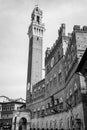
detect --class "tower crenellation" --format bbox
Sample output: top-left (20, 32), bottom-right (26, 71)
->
top-left (73, 25), bottom-right (87, 32)
top-left (45, 24), bottom-right (66, 65)
top-left (31, 6), bottom-right (43, 23)
top-left (58, 23), bottom-right (65, 37)
top-left (83, 26), bottom-right (87, 31)
top-left (28, 6), bottom-right (45, 39)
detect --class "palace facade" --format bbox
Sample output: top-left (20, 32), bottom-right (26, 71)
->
top-left (13, 6), bottom-right (87, 130)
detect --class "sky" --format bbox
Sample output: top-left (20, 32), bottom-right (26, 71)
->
top-left (0, 0), bottom-right (87, 99)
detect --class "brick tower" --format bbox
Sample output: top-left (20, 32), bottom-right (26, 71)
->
top-left (26, 6), bottom-right (45, 103)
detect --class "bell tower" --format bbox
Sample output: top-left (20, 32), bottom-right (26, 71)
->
top-left (26, 6), bottom-right (45, 103)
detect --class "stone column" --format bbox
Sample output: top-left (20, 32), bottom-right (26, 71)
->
top-left (15, 116), bottom-right (20, 130)
top-left (12, 116), bottom-right (17, 130)
top-left (27, 122), bottom-right (31, 130)
top-left (16, 122), bottom-right (19, 130)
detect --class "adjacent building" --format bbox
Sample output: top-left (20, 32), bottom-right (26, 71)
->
top-left (0, 96), bottom-right (25, 129)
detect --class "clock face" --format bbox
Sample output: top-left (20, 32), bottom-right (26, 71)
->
top-left (27, 82), bottom-right (30, 91)
top-left (51, 57), bottom-right (54, 68)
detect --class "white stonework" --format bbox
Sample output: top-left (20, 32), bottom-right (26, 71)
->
top-left (12, 111), bottom-right (31, 130)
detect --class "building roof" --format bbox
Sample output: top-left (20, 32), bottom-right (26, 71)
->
top-left (0, 96), bottom-right (26, 104)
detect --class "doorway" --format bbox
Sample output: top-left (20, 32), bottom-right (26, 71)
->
top-left (19, 118), bottom-right (27, 130)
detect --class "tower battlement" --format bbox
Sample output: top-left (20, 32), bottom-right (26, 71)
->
top-left (31, 6), bottom-right (43, 23)
top-left (73, 25), bottom-right (87, 32)
top-left (45, 24), bottom-right (66, 65)
top-left (28, 6), bottom-right (45, 39)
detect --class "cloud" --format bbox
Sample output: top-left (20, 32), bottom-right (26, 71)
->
top-left (0, 0), bottom-right (87, 99)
